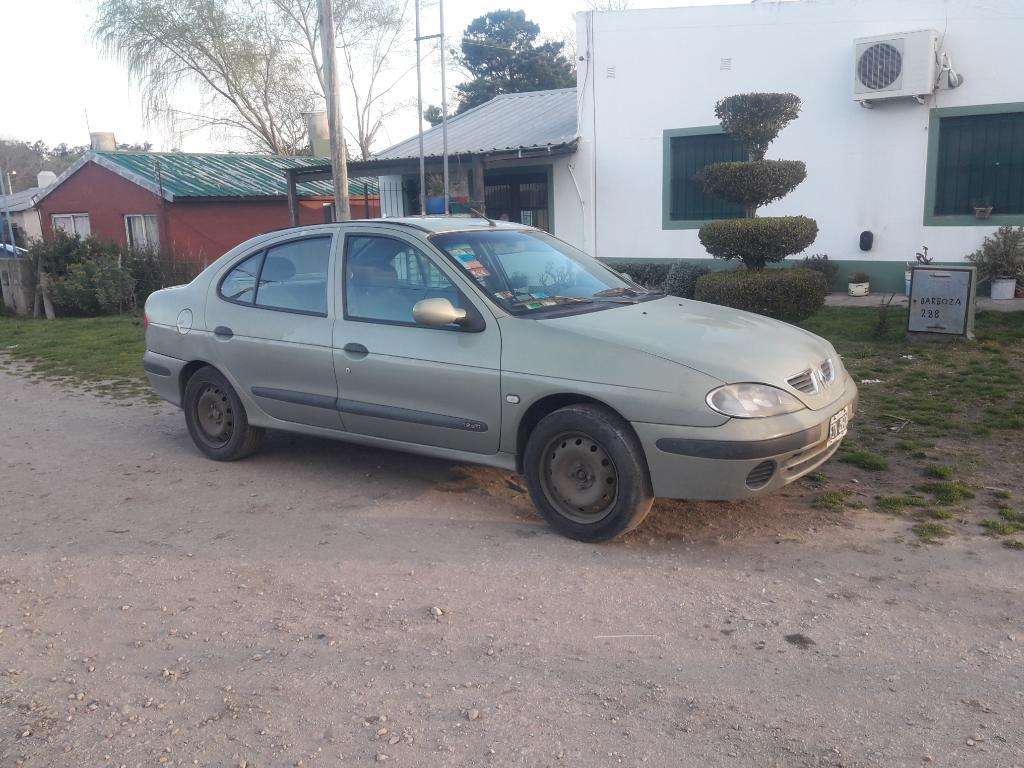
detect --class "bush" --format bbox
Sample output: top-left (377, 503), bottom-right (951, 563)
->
top-left (128, 250), bottom-right (201, 306)
top-left (693, 268), bottom-right (827, 323)
top-left (604, 261), bottom-right (670, 289)
top-left (714, 92), bottom-right (802, 160)
top-left (698, 216), bottom-right (818, 271)
top-left (800, 254), bottom-right (838, 287)
top-left (663, 262), bottom-right (710, 299)
top-left (50, 252), bottom-right (135, 316)
top-left (695, 160), bottom-right (806, 210)
top-left (967, 225), bottom-right (1024, 281)
top-left (849, 271), bottom-right (870, 283)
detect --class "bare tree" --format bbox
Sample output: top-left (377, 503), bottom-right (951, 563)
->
top-left (94, 0), bottom-right (410, 157)
top-left (336, 0), bottom-right (411, 160)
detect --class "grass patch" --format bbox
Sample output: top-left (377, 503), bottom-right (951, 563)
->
top-left (813, 490), bottom-right (851, 510)
top-left (993, 489), bottom-right (1013, 500)
top-left (875, 494), bottom-right (927, 514)
top-left (916, 481), bottom-right (975, 505)
top-left (923, 464), bottom-right (954, 480)
top-left (911, 521), bottom-right (953, 544)
top-left (0, 315), bottom-right (149, 398)
top-left (839, 449), bottom-right (889, 471)
top-left (981, 519), bottom-right (1024, 536)
top-left (1003, 539), bottom-right (1024, 551)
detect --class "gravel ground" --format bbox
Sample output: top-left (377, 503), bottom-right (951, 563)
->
top-left (1, 367), bottom-right (1022, 768)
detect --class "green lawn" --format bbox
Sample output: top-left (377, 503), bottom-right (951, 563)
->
top-left (0, 314), bottom-right (149, 398)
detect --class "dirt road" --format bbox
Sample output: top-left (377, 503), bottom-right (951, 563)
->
top-left (1, 367), bottom-right (1021, 767)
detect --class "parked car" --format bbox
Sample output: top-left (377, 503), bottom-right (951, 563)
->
top-left (143, 218), bottom-right (856, 541)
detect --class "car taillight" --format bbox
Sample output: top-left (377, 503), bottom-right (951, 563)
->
top-left (143, 312), bottom-right (149, 331)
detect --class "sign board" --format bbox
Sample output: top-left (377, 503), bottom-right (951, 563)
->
top-left (907, 266), bottom-right (976, 339)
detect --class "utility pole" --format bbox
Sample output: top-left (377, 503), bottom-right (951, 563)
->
top-left (414, 0), bottom-right (427, 216)
top-left (318, 0), bottom-right (351, 221)
top-left (438, 0), bottom-right (450, 214)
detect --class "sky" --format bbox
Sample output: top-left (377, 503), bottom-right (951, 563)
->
top-left (0, 0), bottom-right (747, 154)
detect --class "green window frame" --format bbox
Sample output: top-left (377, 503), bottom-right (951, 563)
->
top-left (924, 102), bottom-right (1024, 226)
top-left (662, 126), bottom-right (747, 230)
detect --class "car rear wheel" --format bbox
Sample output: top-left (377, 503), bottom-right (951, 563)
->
top-left (183, 366), bottom-right (264, 461)
top-left (524, 404), bottom-right (654, 541)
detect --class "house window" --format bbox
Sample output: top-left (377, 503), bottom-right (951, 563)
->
top-left (125, 214), bottom-right (160, 251)
top-left (663, 127), bottom-right (747, 229)
top-left (52, 214), bottom-right (91, 237)
top-left (925, 103), bottom-right (1024, 225)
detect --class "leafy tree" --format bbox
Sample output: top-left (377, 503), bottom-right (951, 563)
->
top-left (423, 105), bottom-right (443, 127)
top-left (696, 92), bottom-right (817, 270)
top-left (426, 10), bottom-right (575, 118)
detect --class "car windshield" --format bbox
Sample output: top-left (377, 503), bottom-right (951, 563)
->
top-left (429, 229), bottom-right (652, 314)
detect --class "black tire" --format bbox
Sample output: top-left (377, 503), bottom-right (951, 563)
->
top-left (523, 403), bottom-right (654, 542)
top-left (183, 366), bottom-right (264, 461)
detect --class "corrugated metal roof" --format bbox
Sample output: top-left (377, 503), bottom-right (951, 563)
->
top-left (92, 151), bottom-right (377, 200)
top-left (374, 88), bottom-right (578, 161)
top-left (0, 186), bottom-right (43, 212)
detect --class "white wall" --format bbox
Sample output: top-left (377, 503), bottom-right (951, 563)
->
top-left (575, 0), bottom-right (1024, 264)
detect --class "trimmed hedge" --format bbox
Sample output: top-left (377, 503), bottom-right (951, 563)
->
top-left (663, 262), bottom-right (710, 299)
top-left (694, 268), bottom-right (827, 323)
top-left (715, 92), bottom-right (802, 160)
top-left (605, 261), bottom-right (671, 289)
top-left (698, 216), bottom-right (818, 271)
top-left (696, 160), bottom-right (806, 210)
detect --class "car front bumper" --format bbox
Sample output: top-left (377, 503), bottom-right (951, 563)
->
top-left (633, 375), bottom-right (858, 500)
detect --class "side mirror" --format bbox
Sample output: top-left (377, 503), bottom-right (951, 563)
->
top-left (412, 297), bottom-right (468, 328)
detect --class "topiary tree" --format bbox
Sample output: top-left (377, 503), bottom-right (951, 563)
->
top-left (697, 93), bottom-right (817, 271)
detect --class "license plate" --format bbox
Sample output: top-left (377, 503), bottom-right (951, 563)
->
top-left (827, 406), bottom-right (849, 447)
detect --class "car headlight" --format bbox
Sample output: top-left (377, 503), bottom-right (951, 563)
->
top-left (706, 383), bottom-right (805, 418)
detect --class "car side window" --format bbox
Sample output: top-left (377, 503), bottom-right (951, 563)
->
top-left (220, 251), bottom-right (263, 304)
top-left (255, 236), bottom-right (331, 315)
top-left (218, 236), bottom-right (331, 315)
top-left (344, 235), bottom-right (468, 325)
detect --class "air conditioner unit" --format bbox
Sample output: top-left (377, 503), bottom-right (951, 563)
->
top-left (854, 30), bottom-right (939, 104)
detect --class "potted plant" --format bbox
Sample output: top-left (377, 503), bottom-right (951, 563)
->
top-left (967, 226), bottom-right (1024, 300)
top-left (848, 271), bottom-right (870, 296)
top-left (972, 197), bottom-right (994, 220)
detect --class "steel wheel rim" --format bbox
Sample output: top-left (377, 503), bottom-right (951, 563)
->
top-left (539, 431), bottom-right (618, 524)
top-left (195, 384), bottom-right (234, 447)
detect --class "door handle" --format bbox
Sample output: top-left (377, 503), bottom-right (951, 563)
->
top-left (214, 326), bottom-right (233, 339)
top-left (342, 342), bottom-right (369, 358)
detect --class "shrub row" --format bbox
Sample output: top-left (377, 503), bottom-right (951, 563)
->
top-left (694, 267), bottom-right (827, 323)
top-left (605, 260), bottom-right (711, 299)
top-left (28, 233), bottom-right (201, 317)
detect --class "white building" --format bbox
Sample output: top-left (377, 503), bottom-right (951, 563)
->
top-left (569, 0), bottom-right (1024, 290)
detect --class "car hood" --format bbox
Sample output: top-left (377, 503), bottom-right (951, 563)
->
top-left (540, 296), bottom-right (843, 406)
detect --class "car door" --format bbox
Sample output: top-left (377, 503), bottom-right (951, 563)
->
top-left (333, 227), bottom-right (501, 454)
top-left (204, 230), bottom-right (342, 431)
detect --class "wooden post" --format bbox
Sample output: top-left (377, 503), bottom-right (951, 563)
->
top-left (317, 0), bottom-right (351, 221)
top-left (471, 155), bottom-right (486, 215)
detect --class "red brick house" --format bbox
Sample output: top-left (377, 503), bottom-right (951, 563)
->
top-left (35, 151), bottom-right (380, 263)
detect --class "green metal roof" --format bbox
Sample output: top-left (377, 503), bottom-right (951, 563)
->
top-left (90, 151), bottom-right (377, 200)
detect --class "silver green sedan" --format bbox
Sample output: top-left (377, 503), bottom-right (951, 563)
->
top-left (143, 217), bottom-right (856, 541)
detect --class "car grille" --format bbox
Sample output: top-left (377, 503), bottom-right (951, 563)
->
top-left (788, 358), bottom-right (837, 395)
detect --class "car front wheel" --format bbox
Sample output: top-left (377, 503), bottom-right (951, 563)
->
top-left (523, 404), bottom-right (654, 541)
top-left (183, 366), bottom-right (264, 461)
